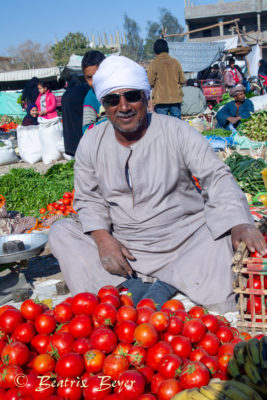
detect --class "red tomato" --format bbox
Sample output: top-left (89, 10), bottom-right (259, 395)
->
top-left (200, 355), bottom-right (219, 375)
top-left (1, 341), bottom-right (29, 366)
top-left (217, 342), bottom-right (235, 357)
top-left (171, 335), bottom-right (192, 358)
top-left (116, 305), bottom-right (137, 322)
top-left (120, 293), bottom-right (134, 307)
top-left (198, 332), bottom-right (221, 355)
top-left (72, 337), bottom-right (91, 355)
top-left (13, 322), bottom-right (35, 343)
top-left (39, 208), bottom-right (47, 214)
top-left (134, 323), bottom-right (158, 348)
top-left (115, 320), bottom-right (137, 343)
top-left (98, 285), bottom-right (120, 299)
top-left (149, 311), bottom-right (169, 332)
top-left (57, 378), bottom-right (83, 400)
top-left (150, 373), bottom-right (165, 394)
top-left (161, 331), bottom-right (176, 344)
top-left (239, 331), bottom-right (252, 341)
top-left (137, 298), bottom-right (157, 310)
top-left (137, 365), bottom-right (154, 384)
top-left (188, 306), bottom-right (206, 319)
top-left (0, 310), bottom-right (24, 333)
top-left (138, 395), bottom-right (157, 400)
top-left (137, 307), bottom-right (155, 324)
top-left (62, 198), bottom-right (71, 206)
top-left (0, 364), bottom-right (23, 389)
top-left (53, 303), bottom-right (73, 323)
top-left (55, 353), bottom-right (84, 378)
top-left (216, 326), bottom-right (234, 344)
top-left (113, 342), bottom-right (132, 356)
top-left (161, 299), bottom-right (185, 312)
top-left (101, 294), bottom-right (120, 309)
top-left (180, 361), bottom-right (210, 389)
top-left (50, 332), bottom-right (75, 357)
top-left (158, 354), bottom-right (182, 378)
top-left (32, 354), bottom-right (56, 374)
top-left (212, 370), bottom-right (230, 381)
top-left (218, 352), bottom-right (232, 373)
top-left (103, 354), bottom-right (129, 380)
top-left (157, 378), bottom-right (183, 400)
top-left (31, 334), bottom-right (50, 354)
top-left (46, 204), bottom-right (55, 211)
top-left (90, 327), bottom-right (117, 353)
top-left (71, 292), bottom-right (99, 315)
top-left (68, 315), bottom-right (92, 338)
top-left (35, 314), bottom-right (56, 335)
top-left (84, 349), bottom-right (105, 373)
top-left (247, 296), bottom-right (264, 314)
top-left (250, 250), bottom-right (267, 258)
top-left (127, 345), bottom-right (146, 367)
top-left (83, 374), bottom-right (112, 400)
top-left (146, 340), bottom-right (173, 371)
top-left (174, 310), bottom-right (190, 321)
top-left (63, 192), bottom-right (72, 199)
top-left (189, 347), bottom-right (208, 362)
top-left (167, 316), bottom-right (183, 335)
top-left (93, 303), bottom-right (117, 326)
top-left (114, 370), bottom-right (145, 399)
top-left (182, 319), bottom-right (207, 344)
top-left (200, 314), bottom-right (219, 333)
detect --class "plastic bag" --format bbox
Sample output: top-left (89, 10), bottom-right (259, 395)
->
top-left (0, 139), bottom-right (19, 165)
top-left (17, 125), bottom-right (41, 164)
top-left (38, 117), bottom-right (65, 164)
top-left (232, 131), bottom-right (265, 150)
top-left (251, 94), bottom-right (267, 112)
top-left (205, 135), bottom-right (233, 151)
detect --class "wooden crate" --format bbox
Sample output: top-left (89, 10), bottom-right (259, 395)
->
top-left (232, 218), bottom-right (267, 334)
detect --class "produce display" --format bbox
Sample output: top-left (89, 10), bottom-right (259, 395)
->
top-left (0, 115), bottom-right (22, 132)
top-left (238, 111), bottom-right (267, 142)
top-left (225, 152), bottom-right (266, 196)
top-left (213, 93), bottom-right (233, 112)
top-left (0, 161), bottom-right (74, 217)
top-left (0, 285), bottom-right (262, 399)
top-left (201, 128), bottom-right (231, 137)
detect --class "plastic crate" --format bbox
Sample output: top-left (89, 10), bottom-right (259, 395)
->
top-left (232, 218), bottom-right (267, 334)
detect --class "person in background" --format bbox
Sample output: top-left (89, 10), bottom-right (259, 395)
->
top-left (21, 77), bottom-right (39, 110)
top-left (61, 76), bottom-right (89, 157)
top-left (147, 39), bottom-right (185, 118)
top-left (224, 57), bottom-right (243, 89)
top-left (22, 103), bottom-right (39, 126)
top-left (258, 59), bottom-right (267, 88)
top-left (216, 84), bottom-right (254, 131)
top-left (49, 55), bottom-right (266, 312)
top-left (207, 64), bottom-right (222, 80)
top-left (181, 79), bottom-right (207, 116)
top-left (36, 82), bottom-right (58, 119)
top-left (82, 51), bottom-right (105, 133)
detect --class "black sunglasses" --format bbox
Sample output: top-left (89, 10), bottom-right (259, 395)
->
top-left (102, 90), bottom-right (143, 108)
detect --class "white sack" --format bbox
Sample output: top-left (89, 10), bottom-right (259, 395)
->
top-left (38, 117), bottom-right (65, 164)
top-left (0, 139), bottom-right (19, 165)
top-left (17, 125), bottom-right (41, 164)
top-left (251, 94), bottom-right (267, 112)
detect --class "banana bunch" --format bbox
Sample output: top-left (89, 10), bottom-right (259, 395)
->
top-left (171, 379), bottom-right (262, 400)
top-left (227, 336), bottom-right (267, 398)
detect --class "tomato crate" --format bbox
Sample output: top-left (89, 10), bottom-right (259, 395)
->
top-left (232, 218), bottom-right (267, 334)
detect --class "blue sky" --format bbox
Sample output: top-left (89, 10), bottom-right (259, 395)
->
top-left (1, 0), bottom-right (239, 55)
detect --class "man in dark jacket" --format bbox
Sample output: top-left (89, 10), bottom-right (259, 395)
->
top-left (147, 39), bottom-right (185, 118)
top-left (216, 84), bottom-right (254, 130)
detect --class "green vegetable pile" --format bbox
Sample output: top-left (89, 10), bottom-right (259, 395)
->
top-left (0, 115), bottom-right (23, 125)
top-left (0, 161), bottom-right (74, 217)
top-left (238, 111), bottom-right (267, 142)
top-left (213, 93), bottom-right (233, 112)
top-left (225, 152), bottom-right (266, 195)
top-left (202, 128), bottom-right (231, 137)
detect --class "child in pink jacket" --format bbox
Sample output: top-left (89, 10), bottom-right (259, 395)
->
top-left (36, 82), bottom-right (58, 119)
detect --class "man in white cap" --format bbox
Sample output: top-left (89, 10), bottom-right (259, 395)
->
top-left (216, 84), bottom-right (254, 131)
top-left (49, 56), bottom-right (266, 312)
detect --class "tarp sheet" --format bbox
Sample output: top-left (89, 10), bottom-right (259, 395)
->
top-left (0, 67), bottom-right (66, 83)
top-left (167, 41), bottom-right (225, 73)
top-left (0, 91), bottom-right (26, 117)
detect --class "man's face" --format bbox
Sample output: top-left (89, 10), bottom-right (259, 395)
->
top-left (234, 91), bottom-right (245, 102)
top-left (83, 65), bottom-right (99, 87)
top-left (104, 88), bottom-right (148, 135)
top-left (230, 62), bottom-right (235, 69)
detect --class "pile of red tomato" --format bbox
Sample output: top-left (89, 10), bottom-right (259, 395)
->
top-left (0, 122), bottom-right (18, 132)
top-left (0, 285), bottom-right (260, 400)
top-left (39, 191), bottom-right (76, 218)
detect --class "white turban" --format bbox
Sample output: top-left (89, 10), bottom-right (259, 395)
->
top-left (93, 55), bottom-right (151, 103)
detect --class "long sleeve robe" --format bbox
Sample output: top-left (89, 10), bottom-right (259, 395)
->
top-left (49, 113), bottom-right (254, 313)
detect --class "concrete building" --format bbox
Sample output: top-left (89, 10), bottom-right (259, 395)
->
top-left (184, 0), bottom-right (267, 58)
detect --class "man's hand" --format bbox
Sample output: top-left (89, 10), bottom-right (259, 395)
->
top-left (91, 230), bottom-right (135, 277)
top-left (227, 116), bottom-right (241, 125)
top-left (231, 224), bottom-right (267, 255)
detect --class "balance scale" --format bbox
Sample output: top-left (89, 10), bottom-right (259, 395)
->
top-left (0, 233), bottom-right (48, 305)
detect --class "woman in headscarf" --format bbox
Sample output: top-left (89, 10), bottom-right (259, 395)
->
top-left (258, 59), bottom-right (267, 89)
top-left (21, 77), bottom-right (39, 110)
top-left (22, 104), bottom-right (39, 126)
